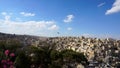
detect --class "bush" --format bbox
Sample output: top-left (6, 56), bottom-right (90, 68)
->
top-left (0, 41), bottom-right (88, 68)
top-left (15, 51), bottom-right (31, 68)
top-left (0, 50), bottom-right (15, 68)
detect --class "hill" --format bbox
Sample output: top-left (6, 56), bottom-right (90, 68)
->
top-left (0, 32), bottom-right (47, 46)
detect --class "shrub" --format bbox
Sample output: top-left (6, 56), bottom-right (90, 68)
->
top-left (0, 50), bottom-right (15, 68)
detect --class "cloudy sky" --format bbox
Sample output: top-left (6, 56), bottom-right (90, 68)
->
top-left (0, 0), bottom-right (120, 38)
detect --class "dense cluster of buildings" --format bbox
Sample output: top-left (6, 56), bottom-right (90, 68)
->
top-left (35, 36), bottom-right (120, 68)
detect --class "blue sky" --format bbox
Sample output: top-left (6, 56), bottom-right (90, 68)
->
top-left (0, 0), bottom-right (120, 38)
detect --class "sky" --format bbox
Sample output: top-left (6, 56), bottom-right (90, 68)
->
top-left (0, 0), bottom-right (120, 39)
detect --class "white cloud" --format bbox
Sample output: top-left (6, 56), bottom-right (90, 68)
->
top-left (63, 15), bottom-right (74, 23)
top-left (105, 0), bottom-right (120, 15)
top-left (1, 12), bottom-right (11, 21)
top-left (20, 12), bottom-right (35, 17)
top-left (97, 2), bottom-right (105, 7)
top-left (48, 25), bottom-right (59, 30)
top-left (1, 12), bottom-right (12, 16)
top-left (5, 16), bottom-right (11, 21)
top-left (1, 12), bottom-right (7, 15)
top-left (0, 12), bottom-right (58, 36)
top-left (67, 27), bottom-right (72, 31)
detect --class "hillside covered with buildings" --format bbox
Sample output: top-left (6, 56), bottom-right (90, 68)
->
top-left (0, 32), bottom-right (120, 68)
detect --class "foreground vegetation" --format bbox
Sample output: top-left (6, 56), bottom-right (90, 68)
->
top-left (0, 40), bottom-right (88, 68)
